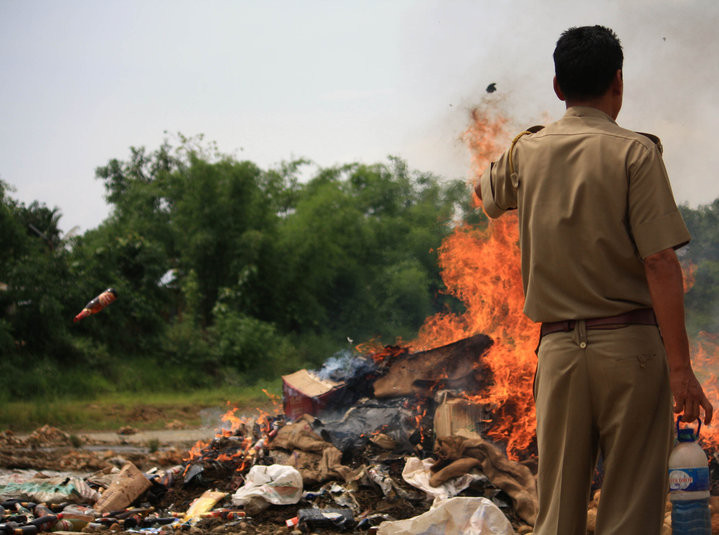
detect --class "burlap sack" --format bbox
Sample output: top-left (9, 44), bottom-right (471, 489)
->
top-left (270, 414), bottom-right (354, 485)
top-left (432, 433), bottom-right (538, 525)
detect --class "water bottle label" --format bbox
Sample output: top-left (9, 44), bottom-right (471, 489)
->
top-left (668, 467), bottom-right (710, 492)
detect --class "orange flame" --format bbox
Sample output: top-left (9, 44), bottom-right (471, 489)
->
top-left (221, 406), bottom-right (245, 435)
top-left (410, 106), bottom-right (539, 459)
top-left (355, 341), bottom-right (410, 365)
top-left (184, 404), bottom-right (257, 463)
top-left (414, 219), bottom-right (539, 459)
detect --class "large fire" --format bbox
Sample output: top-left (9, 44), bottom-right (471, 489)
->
top-left (412, 103), bottom-right (719, 459)
top-left (187, 104), bottom-right (719, 470)
top-left (410, 105), bottom-right (538, 460)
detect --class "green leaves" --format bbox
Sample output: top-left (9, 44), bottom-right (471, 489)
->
top-left (680, 201), bottom-right (719, 335)
top-left (0, 137), bottom-right (478, 394)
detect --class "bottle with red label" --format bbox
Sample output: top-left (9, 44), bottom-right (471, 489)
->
top-left (668, 417), bottom-right (711, 535)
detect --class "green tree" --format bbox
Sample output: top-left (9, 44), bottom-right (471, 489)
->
top-left (275, 157), bottom-right (471, 351)
top-left (680, 201), bottom-right (719, 335)
top-left (2, 135), bottom-right (483, 399)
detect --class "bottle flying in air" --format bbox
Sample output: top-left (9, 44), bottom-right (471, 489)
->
top-left (73, 288), bottom-right (117, 323)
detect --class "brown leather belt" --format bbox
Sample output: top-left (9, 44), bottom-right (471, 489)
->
top-left (540, 308), bottom-right (657, 338)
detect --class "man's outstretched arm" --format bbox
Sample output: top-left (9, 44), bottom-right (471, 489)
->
top-left (644, 247), bottom-right (713, 424)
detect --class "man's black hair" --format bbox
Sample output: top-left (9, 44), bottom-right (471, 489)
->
top-left (553, 25), bottom-right (623, 100)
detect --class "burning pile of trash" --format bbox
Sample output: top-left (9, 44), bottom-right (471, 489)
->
top-left (0, 333), bottom-right (548, 535)
top-left (5, 330), bottom-right (719, 534)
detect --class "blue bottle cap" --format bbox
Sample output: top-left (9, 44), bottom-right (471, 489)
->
top-left (676, 416), bottom-right (701, 442)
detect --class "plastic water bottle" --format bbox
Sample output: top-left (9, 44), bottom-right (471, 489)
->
top-left (668, 418), bottom-right (711, 535)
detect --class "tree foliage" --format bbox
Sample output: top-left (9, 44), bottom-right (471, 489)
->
top-left (680, 201), bottom-right (719, 335)
top-left (0, 140), bottom-right (476, 398)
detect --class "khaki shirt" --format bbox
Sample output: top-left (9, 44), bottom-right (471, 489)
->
top-left (480, 106), bottom-right (690, 323)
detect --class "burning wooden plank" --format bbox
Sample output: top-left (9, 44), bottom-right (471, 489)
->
top-left (373, 334), bottom-right (493, 398)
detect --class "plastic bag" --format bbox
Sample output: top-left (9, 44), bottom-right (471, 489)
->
top-left (377, 497), bottom-right (514, 535)
top-left (0, 476), bottom-right (101, 504)
top-left (231, 464), bottom-right (303, 506)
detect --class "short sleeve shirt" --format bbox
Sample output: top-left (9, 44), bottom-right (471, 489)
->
top-left (479, 106), bottom-right (690, 323)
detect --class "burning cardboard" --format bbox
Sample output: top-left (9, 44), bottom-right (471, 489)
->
top-left (434, 393), bottom-right (486, 439)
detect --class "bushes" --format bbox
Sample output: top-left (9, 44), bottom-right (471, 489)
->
top-left (211, 303), bottom-right (300, 381)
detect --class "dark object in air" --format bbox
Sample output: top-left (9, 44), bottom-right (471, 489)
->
top-left (486, 83), bottom-right (497, 93)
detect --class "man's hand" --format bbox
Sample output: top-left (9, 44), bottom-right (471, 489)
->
top-left (670, 365), bottom-right (713, 424)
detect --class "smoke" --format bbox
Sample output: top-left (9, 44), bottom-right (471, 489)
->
top-left (314, 349), bottom-right (377, 383)
top-left (398, 0), bottom-right (719, 206)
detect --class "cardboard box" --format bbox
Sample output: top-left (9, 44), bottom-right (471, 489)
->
top-left (282, 369), bottom-right (343, 421)
top-left (94, 462), bottom-right (152, 513)
top-left (434, 396), bottom-right (484, 438)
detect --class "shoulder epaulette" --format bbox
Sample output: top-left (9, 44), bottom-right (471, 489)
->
top-left (635, 131), bottom-right (663, 155)
top-left (509, 125), bottom-right (544, 174)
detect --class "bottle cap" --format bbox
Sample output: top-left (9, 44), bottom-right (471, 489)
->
top-left (676, 416), bottom-right (701, 442)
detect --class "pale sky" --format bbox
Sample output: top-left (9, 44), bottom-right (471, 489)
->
top-left (1, 0), bottom-right (717, 234)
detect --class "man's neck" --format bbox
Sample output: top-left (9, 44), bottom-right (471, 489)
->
top-left (565, 100), bottom-right (615, 119)
top-left (564, 93), bottom-right (620, 120)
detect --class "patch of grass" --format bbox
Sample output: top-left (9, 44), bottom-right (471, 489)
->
top-left (0, 351), bottom-right (285, 433)
top-left (0, 380), bottom-right (283, 433)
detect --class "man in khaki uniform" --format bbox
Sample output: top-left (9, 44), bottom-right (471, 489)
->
top-left (476, 26), bottom-right (713, 534)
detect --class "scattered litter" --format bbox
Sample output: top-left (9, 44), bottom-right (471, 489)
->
top-left (94, 462), bottom-right (152, 513)
top-left (324, 482), bottom-right (360, 513)
top-left (182, 489), bottom-right (228, 524)
top-left (298, 507), bottom-right (355, 531)
top-left (0, 337), bottom-right (552, 534)
top-left (433, 432), bottom-right (538, 525)
top-left (377, 496), bottom-right (514, 535)
top-left (0, 474), bottom-right (100, 504)
top-left (231, 464), bottom-right (303, 507)
top-left (282, 369), bottom-right (344, 421)
top-left (402, 456), bottom-right (485, 505)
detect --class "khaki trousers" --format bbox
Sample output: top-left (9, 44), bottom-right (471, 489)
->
top-left (533, 322), bottom-right (673, 535)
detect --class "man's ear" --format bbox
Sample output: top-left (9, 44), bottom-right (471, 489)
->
top-left (553, 76), bottom-right (566, 101)
top-left (612, 69), bottom-right (623, 95)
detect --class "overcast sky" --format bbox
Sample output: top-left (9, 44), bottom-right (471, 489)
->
top-left (1, 0), bottom-right (717, 234)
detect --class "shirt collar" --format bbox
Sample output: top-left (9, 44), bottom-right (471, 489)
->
top-left (563, 106), bottom-right (616, 124)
